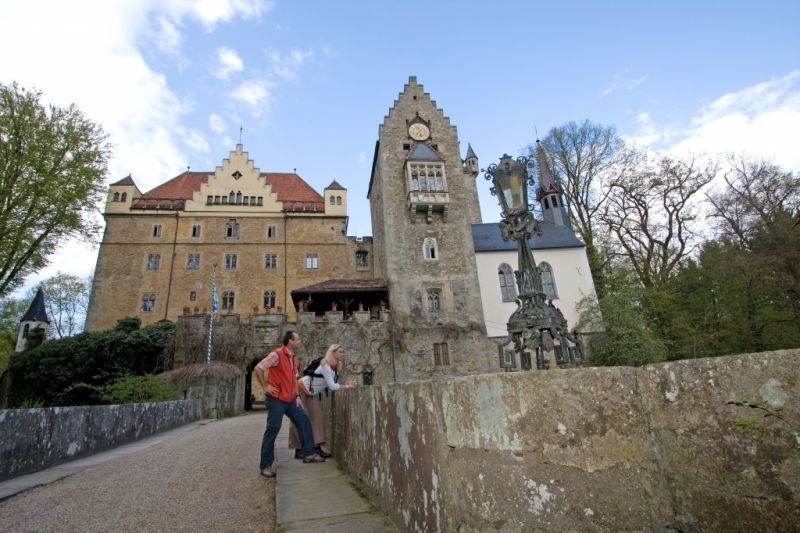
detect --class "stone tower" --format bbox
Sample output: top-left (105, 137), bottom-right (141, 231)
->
top-left (16, 287), bottom-right (49, 352)
top-left (368, 77), bottom-right (493, 379)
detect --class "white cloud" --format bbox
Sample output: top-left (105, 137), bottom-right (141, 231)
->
top-left (0, 0), bottom-right (268, 298)
top-left (213, 46), bottom-right (244, 79)
top-left (209, 113), bottom-right (228, 134)
top-left (230, 79), bottom-right (274, 116)
top-left (266, 48), bottom-right (314, 80)
top-left (667, 71), bottom-right (800, 171)
top-left (183, 129), bottom-right (211, 154)
top-left (191, 0), bottom-right (270, 29)
top-left (602, 74), bottom-right (648, 97)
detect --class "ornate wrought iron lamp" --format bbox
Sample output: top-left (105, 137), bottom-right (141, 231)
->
top-left (485, 154), bottom-right (584, 370)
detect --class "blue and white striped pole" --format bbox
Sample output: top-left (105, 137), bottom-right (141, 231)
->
top-left (208, 264), bottom-right (218, 366)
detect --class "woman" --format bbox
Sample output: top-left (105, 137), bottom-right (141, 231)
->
top-left (289, 344), bottom-right (357, 458)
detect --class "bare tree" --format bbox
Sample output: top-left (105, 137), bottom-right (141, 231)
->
top-left (37, 272), bottom-right (91, 338)
top-left (602, 153), bottom-right (718, 289)
top-left (533, 120), bottom-right (630, 296)
top-left (707, 155), bottom-right (800, 320)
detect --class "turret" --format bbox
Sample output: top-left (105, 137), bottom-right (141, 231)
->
top-left (463, 143), bottom-right (479, 178)
top-left (536, 141), bottom-right (569, 227)
top-left (105, 175), bottom-right (141, 214)
top-left (15, 287), bottom-right (50, 352)
top-left (324, 179), bottom-right (347, 217)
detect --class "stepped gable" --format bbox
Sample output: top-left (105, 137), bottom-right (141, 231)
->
top-left (381, 76), bottom-right (456, 132)
top-left (133, 170), bottom-right (324, 211)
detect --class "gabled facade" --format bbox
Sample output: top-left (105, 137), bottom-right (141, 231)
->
top-left (85, 144), bottom-right (373, 331)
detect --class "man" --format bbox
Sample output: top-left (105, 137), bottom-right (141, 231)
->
top-left (255, 330), bottom-right (324, 478)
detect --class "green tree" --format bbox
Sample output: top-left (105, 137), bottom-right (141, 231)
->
top-left (0, 297), bottom-right (27, 373)
top-left (579, 266), bottom-right (667, 367)
top-left (0, 82), bottom-right (110, 296)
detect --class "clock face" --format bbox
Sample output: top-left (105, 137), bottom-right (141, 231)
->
top-left (408, 123), bottom-right (430, 141)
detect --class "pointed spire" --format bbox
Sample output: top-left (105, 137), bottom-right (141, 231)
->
top-left (466, 143), bottom-right (477, 160)
top-left (21, 288), bottom-right (50, 323)
top-left (536, 140), bottom-right (557, 191)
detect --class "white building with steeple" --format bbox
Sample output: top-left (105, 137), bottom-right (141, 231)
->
top-left (16, 288), bottom-right (50, 352)
top-left (472, 141), bottom-right (598, 338)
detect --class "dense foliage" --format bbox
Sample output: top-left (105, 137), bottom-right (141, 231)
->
top-left (7, 318), bottom-right (175, 407)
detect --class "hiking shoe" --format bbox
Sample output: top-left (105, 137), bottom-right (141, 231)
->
top-left (315, 447), bottom-right (332, 459)
top-left (302, 453), bottom-right (325, 463)
top-left (294, 449), bottom-right (303, 460)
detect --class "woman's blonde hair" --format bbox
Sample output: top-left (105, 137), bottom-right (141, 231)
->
top-left (321, 344), bottom-right (342, 367)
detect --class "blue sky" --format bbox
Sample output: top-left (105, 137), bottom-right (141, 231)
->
top-left (1, 0), bottom-right (799, 295)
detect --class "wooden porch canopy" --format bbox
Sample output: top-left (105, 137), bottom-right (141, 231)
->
top-left (291, 279), bottom-right (389, 316)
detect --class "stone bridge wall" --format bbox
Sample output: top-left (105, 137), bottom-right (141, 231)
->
top-left (0, 400), bottom-right (201, 481)
top-left (326, 350), bottom-right (799, 532)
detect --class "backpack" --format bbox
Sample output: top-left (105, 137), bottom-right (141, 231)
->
top-left (302, 356), bottom-right (324, 378)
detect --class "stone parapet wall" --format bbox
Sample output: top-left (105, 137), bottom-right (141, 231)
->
top-left (327, 350), bottom-right (800, 531)
top-left (0, 400), bottom-right (201, 481)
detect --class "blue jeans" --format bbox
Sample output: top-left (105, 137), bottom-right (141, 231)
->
top-left (260, 396), bottom-right (315, 469)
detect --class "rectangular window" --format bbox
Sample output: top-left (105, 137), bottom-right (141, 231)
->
top-left (189, 291), bottom-right (197, 301)
top-left (433, 343), bottom-right (450, 366)
top-left (186, 253), bottom-right (200, 269)
top-left (206, 196), bottom-right (213, 204)
top-left (356, 251), bottom-right (368, 267)
top-left (191, 224), bottom-right (201, 238)
top-left (305, 253), bottom-right (319, 269)
top-left (225, 220), bottom-right (240, 239)
top-left (146, 253), bottom-right (161, 270)
top-left (264, 254), bottom-right (278, 269)
top-left (257, 197), bottom-right (263, 205)
top-left (140, 293), bottom-right (156, 313)
top-left (224, 253), bottom-right (237, 270)
top-left (152, 224), bottom-right (162, 237)
top-left (267, 225), bottom-right (277, 239)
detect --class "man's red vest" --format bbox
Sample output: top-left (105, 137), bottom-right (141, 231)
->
top-left (267, 345), bottom-right (297, 403)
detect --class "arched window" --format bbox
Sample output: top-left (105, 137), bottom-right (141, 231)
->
top-left (498, 263), bottom-right (517, 302)
top-left (225, 220), bottom-right (239, 239)
top-left (229, 191), bottom-right (235, 204)
top-left (263, 290), bottom-right (276, 309)
top-left (330, 195), bottom-right (335, 205)
top-left (423, 238), bottom-right (438, 260)
top-left (113, 192), bottom-right (120, 201)
top-left (427, 289), bottom-right (441, 311)
top-left (236, 191), bottom-right (242, 204)
top-left (121, 192), bottom-right (127, 202)
top-left (336, 195), bottom-right (342, 205)
top-left (23, 324), bottom-right (30, 338)
top-left (412, 175), bottom-right (419, 191)
top-left (539, 262), bottom-right (558, 298)
top-left (222, 291), bottom-right (235, 311)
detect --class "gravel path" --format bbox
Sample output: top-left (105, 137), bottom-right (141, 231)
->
top-left (0, 411), bottom-right (276, 532)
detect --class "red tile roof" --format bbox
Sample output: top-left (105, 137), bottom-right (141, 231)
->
top-left (132, 171), bottom-right (325, 211)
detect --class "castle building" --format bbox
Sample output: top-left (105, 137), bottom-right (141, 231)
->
top-left (87, 77), bottom-right (597, 379)
top-left (85, 144), bottom-right (374, 332)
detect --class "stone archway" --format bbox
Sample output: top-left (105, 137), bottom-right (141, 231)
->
top-left (244, 358), bottom-right (264, 411)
